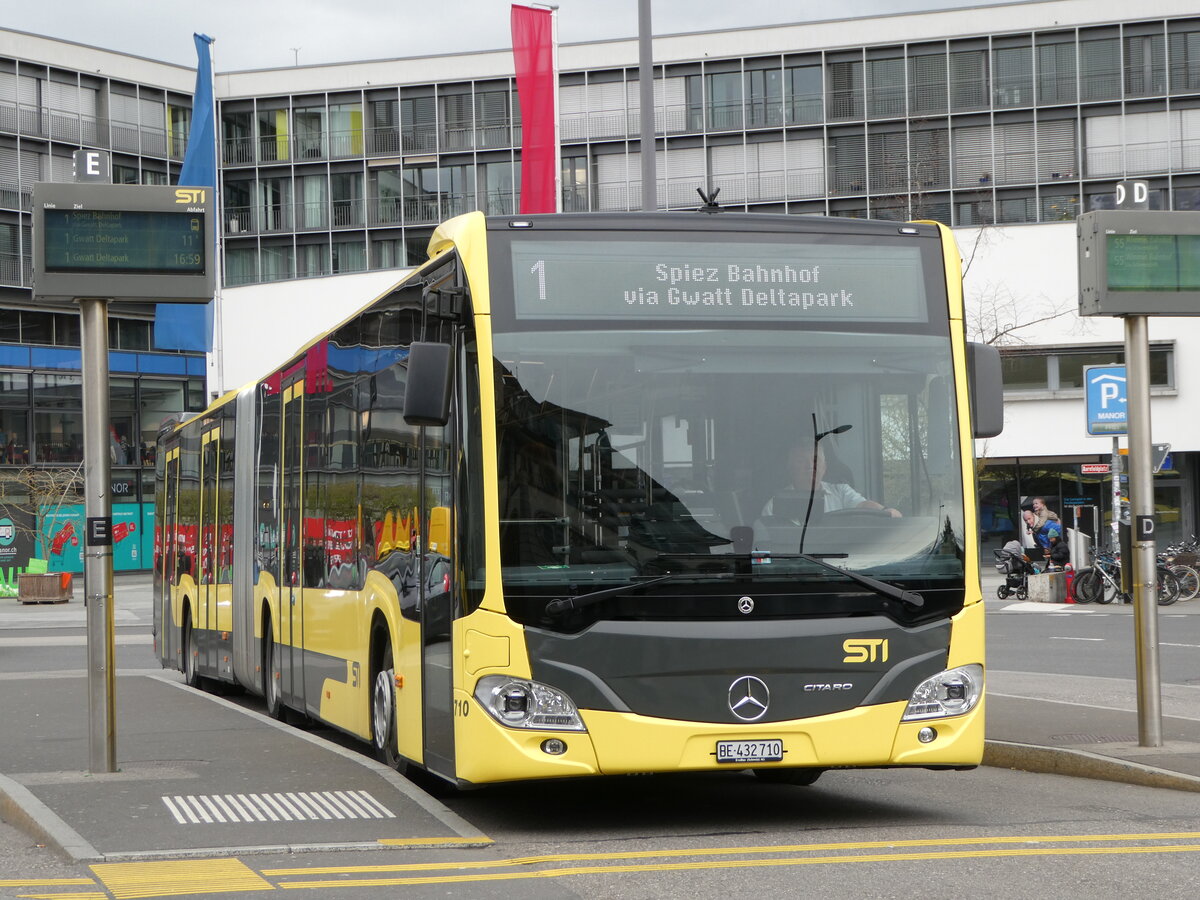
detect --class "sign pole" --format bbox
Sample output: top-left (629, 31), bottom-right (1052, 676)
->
top-left (80, 297), bottom-right (116, 773)
top-left (1111, 436), bottom-right (1121, 548)
top-left (1125, 313), bottom-right (1162, 747)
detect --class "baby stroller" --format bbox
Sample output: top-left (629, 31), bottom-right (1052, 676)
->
top-left (993, 540), bottom-right (1039, 600)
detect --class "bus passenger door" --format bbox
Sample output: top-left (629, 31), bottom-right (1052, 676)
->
top-left (199, 427), bottom-right (220, 645)
top-left (421, 433), bottom-right (455, 776)
top-left (280, 377), bottom-right (306, 711)
top-left (159, 448), bottom-right (181, 668)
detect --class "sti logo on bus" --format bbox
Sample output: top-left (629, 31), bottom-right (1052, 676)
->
top-left (844, 638), bottom-right (889, 663)
top-left (175, 188), bottom-right (206, 204)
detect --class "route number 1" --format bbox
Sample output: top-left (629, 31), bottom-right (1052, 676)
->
top-left (530, 259), bottom-right (547, 301)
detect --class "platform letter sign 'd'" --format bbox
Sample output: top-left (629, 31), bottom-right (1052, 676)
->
top-left (1085, 364), bottom-right (1127, 436)
top-left (1137, 515), bottom-right (1155, 541)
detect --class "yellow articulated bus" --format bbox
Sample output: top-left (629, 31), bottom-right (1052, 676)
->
top-left (155, 211), bottom-right (1003, 788)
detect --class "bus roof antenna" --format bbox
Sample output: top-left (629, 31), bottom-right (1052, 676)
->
top-left (696, 187), bottom-right (722, 212)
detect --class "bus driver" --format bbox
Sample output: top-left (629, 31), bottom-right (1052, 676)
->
top-left (760, 441), bottom-right (901, 521)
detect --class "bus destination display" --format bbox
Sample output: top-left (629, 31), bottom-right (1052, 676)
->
top-left (511, 238), bottom-right (928, 322)
top-left (1106, 233), bottom-right (1200, 292)
top-left (41, 209), bottom-right (206, 275)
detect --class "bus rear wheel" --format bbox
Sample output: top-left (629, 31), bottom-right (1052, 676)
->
top-left (182, 611), bottom-right (199, 688)
top-left (263, 621), bottom-right (285, 720)
top-left (373, 644), bottom-right (402, 769)
top-left (753, 767), bottom-right (824, 786)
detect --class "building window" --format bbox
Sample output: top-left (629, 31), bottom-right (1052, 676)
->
top-left (1169, 29), bottom-right (1200, 93)
top-left (908, 50), bottom-right (947, 115)
top-left (786, 64), bottom-right (822, 125)
top-left (866, 57), bottom-right (906, 119)
top-left (1125, 33), bottom-right (1166, 97)
top-left (993, 45), bottom-right (1032, 107)
top-left (1078, 36), bottom-right (1121, 102)
top-left (827, 59), bottom-right (863, 120)
top-left (1000, 344), bottom-right (1173, 393)
top-left (1037, 38), bottom-right (1077, 105)
top-left (949, 49), bottom-right (988, 110)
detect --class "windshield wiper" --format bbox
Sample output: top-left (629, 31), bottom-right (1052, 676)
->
top-left (544, 574), bottom-right (681, 616)
top-left (762, 552), bottom-right (924, 610)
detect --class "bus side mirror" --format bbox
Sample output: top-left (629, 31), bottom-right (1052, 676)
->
top-left (404, 341), bottom-right (453, 427)
top-left (967, 341), bottom-right (1004, 439)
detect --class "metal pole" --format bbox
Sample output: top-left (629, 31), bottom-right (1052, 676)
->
top-left (1125, 314), bottom-right (1162, 748)
top-left (1111, 435), bottom-right (1121, 549)
top-left (80, 298), bottom-right (116, 773)
top-left (638, 0), bottom-right (656, 210)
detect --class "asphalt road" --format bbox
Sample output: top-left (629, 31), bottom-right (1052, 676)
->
top-left (3, 584), bottom-right (1200, 898)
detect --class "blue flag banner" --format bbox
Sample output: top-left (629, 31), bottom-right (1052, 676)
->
top-left (155, 33), bottom-right (216, 352)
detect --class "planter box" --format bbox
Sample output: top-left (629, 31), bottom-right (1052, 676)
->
top-left (17, 572), bottom-right (72, 604)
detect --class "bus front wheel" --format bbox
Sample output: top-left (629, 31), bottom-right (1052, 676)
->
top-left (373, 644), bottom-right (402, 769)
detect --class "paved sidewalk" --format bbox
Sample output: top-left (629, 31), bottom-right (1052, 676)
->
top-left (1, 569), bottom-right (1198, 865)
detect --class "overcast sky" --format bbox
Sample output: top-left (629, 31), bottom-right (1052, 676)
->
top-left (6, 0), bottom-right (1014, 71)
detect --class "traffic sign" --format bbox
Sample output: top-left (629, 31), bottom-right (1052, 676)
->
top-left (1085, 364), bottom-right (1127, 435)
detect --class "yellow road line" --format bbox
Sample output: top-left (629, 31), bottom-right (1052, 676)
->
top-left (376, 836), bottom-right (493, 847)
top-left (275, 843), bottom-right (1200, 889)
top-left (263, 829), bottom-right (1200, 875)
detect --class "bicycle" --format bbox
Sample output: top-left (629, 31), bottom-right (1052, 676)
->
top-left (1073, 551), bottom-right (1180, 605)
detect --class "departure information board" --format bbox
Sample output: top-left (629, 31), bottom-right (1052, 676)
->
top-left (509, 237), bottom-right (930, 323)
top-left (32, 183), bottom-right (214, 303)
top-left (1078, 210), bottom-right (1200, 316)
top-left (41, 209), bottom-right (205, 275)
top-left (1106, 234), bottom-right (1200, 292)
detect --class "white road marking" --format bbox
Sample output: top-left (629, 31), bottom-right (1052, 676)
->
top-left (162, 791), bottom-right (396, 824)
top-left (1049, 636), bottom-right (1105, 642)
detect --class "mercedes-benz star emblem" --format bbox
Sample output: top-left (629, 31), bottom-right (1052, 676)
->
top-left (737, 596), bottom-right (755, 615)
top-left (728, 675), bottom-right (770, 721)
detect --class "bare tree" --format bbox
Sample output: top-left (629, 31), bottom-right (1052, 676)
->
top-left (960, 225), bottom-right (1082, 346)
top-left (0, 464), bottom-right (84, 563)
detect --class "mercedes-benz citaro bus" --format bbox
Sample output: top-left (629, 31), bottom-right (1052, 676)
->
top-left (155, 210), bottom-right (1004, 788)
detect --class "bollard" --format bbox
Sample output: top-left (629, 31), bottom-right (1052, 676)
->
top-left (1064, 564), bottom-right (1075, 603)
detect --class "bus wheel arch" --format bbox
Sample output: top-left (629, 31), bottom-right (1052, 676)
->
top-left (370, 613), bottom-right (402, 769)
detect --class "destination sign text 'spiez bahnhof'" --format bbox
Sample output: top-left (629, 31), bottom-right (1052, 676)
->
top-left (31, 183), bottom-right (215, 304)
top-left (509, 238), bottom-right (928, 323)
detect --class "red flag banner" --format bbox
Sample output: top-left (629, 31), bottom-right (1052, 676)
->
top-left (511, 4), bottom-right (556, 214)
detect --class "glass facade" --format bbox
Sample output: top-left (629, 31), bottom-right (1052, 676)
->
top-left (202, 13), bottom-right (1200, 288)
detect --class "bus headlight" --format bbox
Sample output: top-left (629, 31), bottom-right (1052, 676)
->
top-left (901, 664), bottom-right (984, 721)
top-left (474, 676), bottom-right (587, 732)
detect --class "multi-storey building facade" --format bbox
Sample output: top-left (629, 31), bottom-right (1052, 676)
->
top-left (0, 32), bottom-right (206, 574)
top-left (216, 0), bottom-right (1200, 284)
top-left (1, 0), bottom-right (1199, 570)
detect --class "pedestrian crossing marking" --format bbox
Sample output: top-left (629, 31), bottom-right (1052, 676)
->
top-left (162, 790), bottom-right (395, 824)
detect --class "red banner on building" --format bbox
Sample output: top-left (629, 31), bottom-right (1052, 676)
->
top-left (511, 4), bottom-right (557, 214)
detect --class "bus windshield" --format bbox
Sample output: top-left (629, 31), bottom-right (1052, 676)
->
top-left (491, 325), bottom-right (965, 598)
